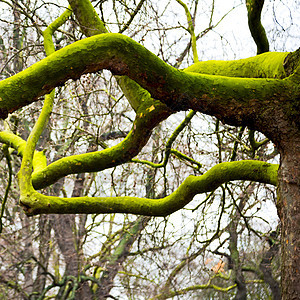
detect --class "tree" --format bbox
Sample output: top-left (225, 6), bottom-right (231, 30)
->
top-left (0, 0), bottom-right (299, 299)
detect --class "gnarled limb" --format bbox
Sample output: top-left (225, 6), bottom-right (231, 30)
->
top-left (20, 160), bottom-right (278, 216)
top-left (68, 0), bottom-right (151, 112)
top-left (30, 99), bottom-right (171, 189)
top-left (0, 101), bottom-right (170, 190)
top-left (0, 33), bottom-right (296, 140)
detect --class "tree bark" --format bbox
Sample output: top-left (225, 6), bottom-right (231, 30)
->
top-left (277, 143), bottom-right (300, 300)
top-left (32, 215), bottom-right (52, 295)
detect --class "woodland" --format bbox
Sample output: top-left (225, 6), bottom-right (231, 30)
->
top-left (0, 0), bottom-right (299, 299)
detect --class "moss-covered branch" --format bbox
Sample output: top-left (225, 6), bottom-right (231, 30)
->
top-left (246, 0), bottom-right (269, 54)
top-left (17, 7), bottom-right (71, 197)
top-left (6, 11), bottom-right (280, 217)
top-left (0, 33), bottom-right (295, 126)
top-left (20, 160), bottom-right (278, 216)
top-left (68, 0), bottom-right (107, 36)
top-left (17, 91), bottom-right (54, 198)
top-left (12, 4), bottom-right (169, 190)
top-left (249, 130), bottom-right (269, 152)
top-left (0, 131), bottom-right (47, 173)
top-left (31, 100), bottom-right (171, 189)
top-left (43, 6), bottom-right (72, 55)
top-left (184, 51), bottom-right (287, 78)
top-left (68, 0), bottom-right (151, 112)
top-left (0, 101), bottom-right (171, 190)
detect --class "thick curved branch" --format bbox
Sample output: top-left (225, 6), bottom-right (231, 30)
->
top-left (0, 34), bottom-right (293, 124)
top-left (184, 52), bottom-right (287, 78)
top-left (20, 160), bottom-right (278, 216)
top-left (31, 100), bottom-right (171, 189)
top-left (68, 0), bottom-right (150, 111)
top-left (0, 101), bottom-right (171, 190)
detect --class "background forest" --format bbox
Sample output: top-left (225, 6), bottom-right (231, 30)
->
top-left (0, 0), bottom-right (299, 299)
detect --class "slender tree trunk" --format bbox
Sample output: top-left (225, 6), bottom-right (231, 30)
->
top-left (229, 219), bottom-right (247, 300)
top-left (12, 4), bottom-right (22, 72)
top-left (32, 215), bottom-right (52, 295)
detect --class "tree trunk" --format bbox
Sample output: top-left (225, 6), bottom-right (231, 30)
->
top-left (32, 215), bottom-right (52, 295)
top-left (229, 215), bottom-right (247, 300)
top-left (277, 139), bottom-right (300, 299)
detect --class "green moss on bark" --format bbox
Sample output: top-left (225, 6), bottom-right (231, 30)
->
top-left (0, 33), bottom-right (291, 120)
top-left (185, 52), bottom-right (287, 78)
top-left (0, 131), bottom-right (47, 172)
top-left (31, 99), bottom-right (171, 189)
top-left (68, 0), bottom-right (107, 36)
top-left (20, 160), bottom-right (278, 216)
